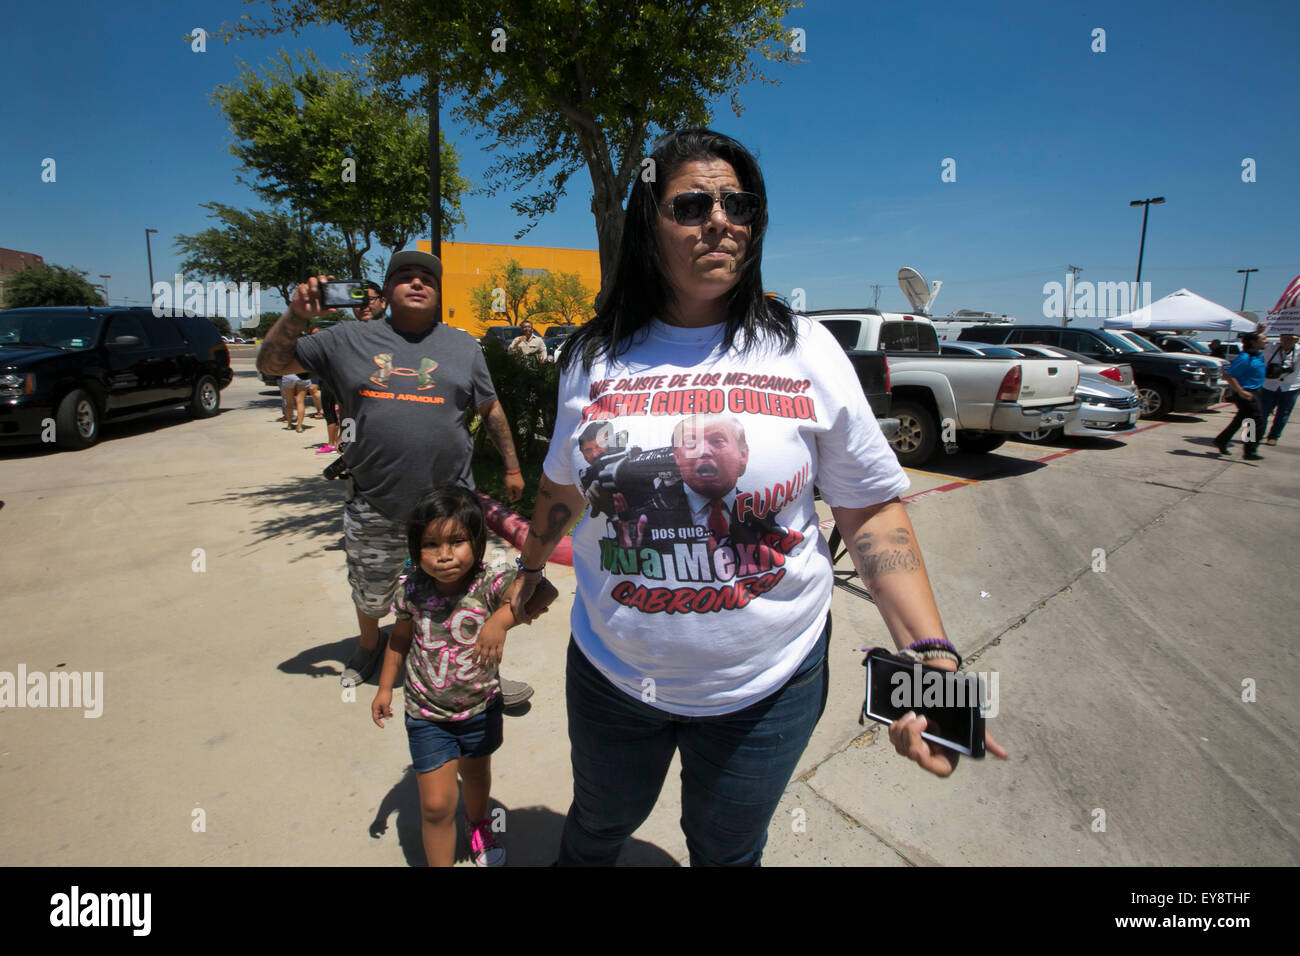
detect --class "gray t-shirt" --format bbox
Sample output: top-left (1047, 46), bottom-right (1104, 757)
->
top-left (296, 319), bottom-right (496, 521)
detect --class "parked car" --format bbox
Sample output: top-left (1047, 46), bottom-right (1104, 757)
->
top-left (1111, 329), bottom-right (1226, 400)
top-left (483, 325), bottom-right (526, 349)
top-left (0, 306), bottom-right (233, 449)
top-left (543, 324), bottom-right (581, 363)
top-left (1016, 379), bottom-right (1141, 443)
top-left (815, 310), bottom-right (1078, 466)
top-left (1002, 344), bottom-right (1136, 391)
top-left (958, 324), bottom-right (1218, 419)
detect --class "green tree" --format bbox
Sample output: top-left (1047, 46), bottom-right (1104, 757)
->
top-left (211, 51), bottom-right (469, 275)
top-left (2, 263), bottom-right (106, 308)
top-left (532, 271), bottom-right (596, 328)
top-left (468, 258), bottom-right (544, 331)
top-left (232, 2), bottom-right (801, 294)
top-left (210, 315), bottom-right (234, 337)
top-left (176, 202), bottom-right (354, 305)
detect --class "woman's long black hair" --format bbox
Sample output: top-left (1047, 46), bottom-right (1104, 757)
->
top-left (560, 129), bottom-right (796, 373)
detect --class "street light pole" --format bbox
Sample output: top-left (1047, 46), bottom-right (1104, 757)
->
top-left (145, 228), bottom-right (159, 292)
top-left (99, 274), bottom-right (110, 305)
top-left (1236, 268), bottom-right (1258, 311)
top-left (1065, 265), bottom-right (1082, 326)
top-left (1129, 197), bottom-right (1165, 301)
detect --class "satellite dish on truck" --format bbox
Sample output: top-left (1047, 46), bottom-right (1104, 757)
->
top-left (897, 266), bottom-right (942, 315)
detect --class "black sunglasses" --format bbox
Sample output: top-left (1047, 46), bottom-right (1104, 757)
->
top-left (659, 190), bottom-right (762, 226)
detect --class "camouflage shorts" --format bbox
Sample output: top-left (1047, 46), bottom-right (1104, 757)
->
top-left (343, 495), bottom-right (412, 620)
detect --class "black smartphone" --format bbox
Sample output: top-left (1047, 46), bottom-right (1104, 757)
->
top-left (863, 647), bottom-right (986, 757)
top-left (322, 280), bottom-right (369, 309)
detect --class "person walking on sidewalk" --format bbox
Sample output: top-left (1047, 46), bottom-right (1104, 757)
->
top-left (1258, 333), bottom-right (1299, 446)
top-left (510, 129), bottom-right (1005, 868)
top-left (257, 251), bottom-right (535, 705)
top-left (371, 486), bottom-right (557, 866)
top-left (1215, 331), bottom-right (1269, 460)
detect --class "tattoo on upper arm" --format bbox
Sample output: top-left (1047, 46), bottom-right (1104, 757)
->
top-left (853, 527), bottom-right (920, 578)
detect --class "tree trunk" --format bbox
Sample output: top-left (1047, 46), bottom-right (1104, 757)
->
top-left (587, 160), bottom-right (625, 310)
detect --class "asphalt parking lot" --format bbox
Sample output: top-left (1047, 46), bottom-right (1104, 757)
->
top-left (1, 360), bottom-right (1297, 866)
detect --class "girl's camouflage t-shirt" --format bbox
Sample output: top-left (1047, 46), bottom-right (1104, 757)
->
top-left (399, 559), bottom-right (517, 722)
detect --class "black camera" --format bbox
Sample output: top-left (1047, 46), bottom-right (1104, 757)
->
top-left (322, 443), bottom-right (351, 480)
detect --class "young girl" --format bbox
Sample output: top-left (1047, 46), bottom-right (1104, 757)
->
top-left (371, 484), bottom-right (557, 867)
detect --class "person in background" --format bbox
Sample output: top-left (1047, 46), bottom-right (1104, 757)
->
top-left (317, 283), bottom-right (387, 455)
top-left (1258, 332), bottom-right (1300, 446)
top-left (1208, 339), bottom-right (1227, 359)
top-left (1215, 330), bottom-right (1269, 460)
top-left (509, 320), bottom-right (547, 364)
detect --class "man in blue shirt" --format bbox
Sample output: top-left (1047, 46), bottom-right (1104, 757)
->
top-left (1215, 331), bottom-right (1269, 460)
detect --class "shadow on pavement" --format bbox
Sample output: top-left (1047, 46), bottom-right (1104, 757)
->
top-left (926, 453), bottom-right (1048, 481)
top-left (192, 475), bottom-right (348, 547)
top-left (368, 772), bottom-right (678, 867)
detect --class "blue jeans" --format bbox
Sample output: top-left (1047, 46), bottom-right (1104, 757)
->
top-left (557, 618), bottom-right (830, 867)
top-left (1258, 387), bottom-right (1297, 440)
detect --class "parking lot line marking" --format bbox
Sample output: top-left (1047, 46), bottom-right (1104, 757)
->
top-left (904, 467), bottom-right (981, 485)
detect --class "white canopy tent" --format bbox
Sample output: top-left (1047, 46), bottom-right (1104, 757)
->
top-left (1102, 288), bottom-right (1257, 333)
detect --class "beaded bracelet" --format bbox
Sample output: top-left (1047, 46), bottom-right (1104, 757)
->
top-left (515, 555), bottom-right (545, 575)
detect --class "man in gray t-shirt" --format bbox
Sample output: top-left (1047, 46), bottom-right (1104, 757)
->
top-left (258, 251), bottom-right (532, 696)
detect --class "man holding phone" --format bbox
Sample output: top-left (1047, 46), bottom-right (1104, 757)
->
top-left (259, 251), bottom-right (534, 702)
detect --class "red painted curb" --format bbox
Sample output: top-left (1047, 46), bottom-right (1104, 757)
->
top-left (475, 492), bottom-right (574, 567)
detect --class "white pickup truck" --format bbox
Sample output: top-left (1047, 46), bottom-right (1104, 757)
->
top-left (809, 309), bottom-right (1080, 466)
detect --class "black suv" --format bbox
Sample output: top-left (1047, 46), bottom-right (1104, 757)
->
top-left (0, 306), bottom-right (233, 449)
top-left (958, 324), bottom-right (1219, 419)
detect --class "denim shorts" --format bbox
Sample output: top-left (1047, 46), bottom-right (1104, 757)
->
top-left (405, 700), bottom-right (504, 773)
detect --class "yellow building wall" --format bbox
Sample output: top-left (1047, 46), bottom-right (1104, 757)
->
top-left (416, 239), bottom-right (600, 335)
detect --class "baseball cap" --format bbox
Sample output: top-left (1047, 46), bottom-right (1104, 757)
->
top-left (384, 250), bottom-right (443, 286)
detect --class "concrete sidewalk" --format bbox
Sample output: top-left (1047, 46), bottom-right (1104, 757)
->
top-left (0, 366), bottom-right (1296, 866)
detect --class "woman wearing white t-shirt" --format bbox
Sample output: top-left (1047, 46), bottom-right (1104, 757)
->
top-left (511, 129), bottom-right (1006, 866)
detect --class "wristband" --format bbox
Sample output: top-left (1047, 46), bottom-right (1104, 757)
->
top-left (505, 468), bottom-right (521, 476)
top-left (515, 556), bottom-right (545, 575)
top-left (905, 638), bottom-right (957, 654)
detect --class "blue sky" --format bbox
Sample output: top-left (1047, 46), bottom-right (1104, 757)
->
top-left (2, 0), bottom-right (1297, 325)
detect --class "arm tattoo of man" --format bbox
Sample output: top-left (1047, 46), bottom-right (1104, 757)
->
top-left (853, 527), bottom-right (921, 579)
top-left (485, 405), bottom-right (520, 471)
top-left (256, 310), bottom-right (309, 374)
top-left (527, 500), bottom-right (572, 546)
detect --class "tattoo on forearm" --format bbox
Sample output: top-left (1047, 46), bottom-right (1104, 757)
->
top-left (257, 311), bottom-right (309, 373)
top-left (853, 527), bottom-right (921, 579)
top-left (526, 502), bottom-right (572, 547)
top-left (485, 407), bottom-right (520, 470)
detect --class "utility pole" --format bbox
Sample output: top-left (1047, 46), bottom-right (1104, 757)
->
top-left (1065, 265), bottom-right (1082, 326)
top-left (99, 274), bottom-right (111, 306)
top-left (1236, 268), bottom-right (1258, 311)
top-left (870, 284), bottom-right (882, 309)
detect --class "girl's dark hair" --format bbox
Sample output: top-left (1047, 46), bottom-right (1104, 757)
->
top-left (406, 484), bottom-right (487, 576)
top-left (560, 128), bottom-right (796, 373)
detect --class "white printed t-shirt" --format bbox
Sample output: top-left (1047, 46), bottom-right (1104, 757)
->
top-left (543, 315), bottom-right (909, 716)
